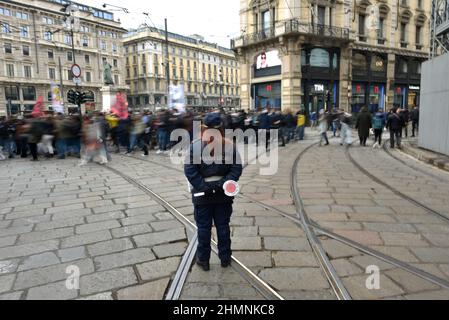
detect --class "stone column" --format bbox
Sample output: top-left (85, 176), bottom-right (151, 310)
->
top-left (386, 53), bottom-right (396, 110)
top-left (101, 86), bottom-right (122, 113)
top-left (339, 45), bottom-right (351, 112)
top-left (280, 41), bottom-right (302, 113)
top-left (237, 49), bottom-right (251, 111)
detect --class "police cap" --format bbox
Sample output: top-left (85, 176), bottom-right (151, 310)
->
top-left (204, 112), bottom-right (223, 129)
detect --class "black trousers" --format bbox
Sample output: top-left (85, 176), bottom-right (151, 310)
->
top-left (359, 136), bottom-right (368, 146)
top-left (412, 121), bottom-right (419, 136)
top-left (374, 129), bottom-right (383, 145)
top-left (194, 203), bottom-right (233, 263)
top-left (390, 130), bottom-right (401, 148)
top-left (28, 143), bottom-right (38, 160)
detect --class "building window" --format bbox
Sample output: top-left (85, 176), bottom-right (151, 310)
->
top-left (44, 31), bottom-right (52, 41)
top-left (24, 66), bottom-right (32, 78)
top-left (80, 25), bottom-right (89, 33)
top-left (86, 72), bottom-right (91, 82)
top-left (22, 46), bottom-right (30, 56)
top-left (317, 6), bottom-right (325, 25)
top-left (112, 43), bottom-right (117, 53)
top-left (67, 70), bottom-right (73, 81)
top-left (114, 75), bottom-right (119, 84)
top-left (64, 34), bottom-right (72, 44)
top-left (5, 86), bottom-right (19, 100)
top-left (20, 26), bottom-right (29, 38)
top-left (0, 8), bottom-right (11, 16)
top-left (6, 64), bottom-right (14, 77)
top-left (400, 23), bottom-right (407, 45)
top-left (16, 12), bottom-right (29, 20)
top-left (22, 87), bottom-right (36, 100)
top-left (113, 59), bottom-right (118, 68)
top-left (82, 36), bottom-right (89, 47)
top-left (49, 68), bottom-right (56, 80)
top-left (85, 55), bottom-right (90, 64)
top-left (42, 16), bottom-right (54, 24)
top-left (358, 15), bottom-right (366, 36)
top-left (418, 0), bottom-right (422, 8)
top-left (378, 18), bottom-right (385, 39)
top-left (48, 50), bottom-right (54, 59)
top-left (4, 43), bottom-right (12, 54)
top-left (126, 68), bottom-right (130, 78)
top-left (67, 51), bottom-right (73, 61)
top-left (415, 26), bottom-right (421, 45)
top-left (101, 41), bottom-right (107, 51)
top-left (2, 23), bottom-right (10, 34)
top-left (262, 10), bottom-right (271, 32)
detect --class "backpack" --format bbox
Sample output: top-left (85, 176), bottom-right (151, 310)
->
top-left (372, 116), bottom-right (384, 130)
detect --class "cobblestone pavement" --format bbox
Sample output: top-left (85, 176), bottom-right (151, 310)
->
top-left (2, 129), bottom-right (449, 300)
top-left (0, 159), bottom-right (188, 300)
top-left (296, 137), bottom-right (449, 299)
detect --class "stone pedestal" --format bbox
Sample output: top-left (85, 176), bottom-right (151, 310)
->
top-left (101, 86), bottom-right (122, 113)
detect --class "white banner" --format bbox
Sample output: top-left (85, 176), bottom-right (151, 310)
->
top-left (168, 84), bottom-right (186, 113)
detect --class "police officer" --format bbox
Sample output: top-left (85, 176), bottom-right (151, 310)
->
top-left (184, 111), bottom-right (243, 271)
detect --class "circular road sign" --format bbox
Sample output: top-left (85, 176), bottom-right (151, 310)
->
top-left (71, 64), bottom-right (81, 78)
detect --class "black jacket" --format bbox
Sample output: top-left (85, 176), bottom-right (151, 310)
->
top-left (184, 139), bottom-right (243, 205)
top-left (387, 113), bottom-right (404, 131)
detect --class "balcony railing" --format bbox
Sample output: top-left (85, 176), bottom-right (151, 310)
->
top-left (231, 20), bottom-right (350, 49)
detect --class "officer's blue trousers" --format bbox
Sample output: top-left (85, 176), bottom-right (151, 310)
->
top-left (194, 203), bottom-right (233, 263)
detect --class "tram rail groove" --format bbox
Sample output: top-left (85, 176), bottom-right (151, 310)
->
top-left (102, 163), bottom-right (284, 301)
top-left (291, 143), bottom-right (352, 300)
top-left (120, 145), bottom-right (449, 294)
top-left (345, 146), bottom-right (449, 224)
top-left (382, 142), bottom-right (449, 184)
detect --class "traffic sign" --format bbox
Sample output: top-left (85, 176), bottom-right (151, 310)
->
top-left (73, 77), bottom-right (81, 86)
top-left (71, 64), bottom-right (81, 78)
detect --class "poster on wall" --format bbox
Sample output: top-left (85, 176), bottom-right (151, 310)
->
top-left (310, 48), bottom-right (330, 68)
top-left (256, 50), bottom-right (282, 69)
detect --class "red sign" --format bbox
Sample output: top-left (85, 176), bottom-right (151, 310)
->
top-left (356, 85), bottom-right (361, 93)
top-left (266, 85), bottom-right (273, 92)
top-left (373, 86), bottom-right (379, 94)
top-left (396, 87), bottom-right (402, 94)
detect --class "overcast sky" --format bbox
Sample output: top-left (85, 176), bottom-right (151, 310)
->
top-left (76, 0), bottom-right (240, 48)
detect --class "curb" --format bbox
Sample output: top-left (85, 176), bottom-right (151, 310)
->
top-left (401, 142), bottom-right (449, 173)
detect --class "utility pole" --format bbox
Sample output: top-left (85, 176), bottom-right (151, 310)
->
top-left (164, 18), bottom-right (170, 108)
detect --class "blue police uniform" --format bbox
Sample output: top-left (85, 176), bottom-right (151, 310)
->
top-left (184, 112), bottom-right (243, 271)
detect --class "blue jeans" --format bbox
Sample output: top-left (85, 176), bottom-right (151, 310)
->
top-left (157, 129), bottom-right (168, 151)
top-left (296, 126), bottom-right (305, 140)
top-left (67, 137), bottom-right (81, 155)
top-left (1, 138), bottom-right (15, 157)
top-left (194, 203), bottom-right (233, 263)
top-left (56, 138), bottom-right (67, 159)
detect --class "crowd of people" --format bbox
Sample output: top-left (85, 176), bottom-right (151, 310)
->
top-left (0, 107), bottom-right (310, 163)
top-left (316, 105), bottom-right (420, 149)
top-left (0, 105), bottom-right (420, 162)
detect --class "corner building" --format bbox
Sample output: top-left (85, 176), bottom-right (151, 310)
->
top-left (232, 0), bottom-right (430, 116)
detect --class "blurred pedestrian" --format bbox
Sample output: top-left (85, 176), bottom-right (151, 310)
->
top-left (355, 106), bottom-right (372, 147)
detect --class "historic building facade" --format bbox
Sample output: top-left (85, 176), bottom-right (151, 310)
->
top-left (0, 0), bottom-right (127, 115)
top-left (232, 0), bottom-right (430, 116)
top-left (123, 27), bottom-right (240, 111)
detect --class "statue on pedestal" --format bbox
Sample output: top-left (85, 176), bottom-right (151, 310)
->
top-left (103, 61), bottom-right (114, 86)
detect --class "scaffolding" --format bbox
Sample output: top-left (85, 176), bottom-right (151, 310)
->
top-left (431, 0), bottom-right (449, 57)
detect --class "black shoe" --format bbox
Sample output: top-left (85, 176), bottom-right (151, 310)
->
top-left (221, 261), bottom-right (231, 268)
top-left (196, 260), bottom-right (210, 272)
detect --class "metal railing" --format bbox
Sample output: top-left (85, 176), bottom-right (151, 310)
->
top-left (231, 19), bottom-right (350, 49)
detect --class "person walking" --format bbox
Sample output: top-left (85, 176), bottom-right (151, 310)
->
top-left (372, 108), bottom-right (386, 149)
top-left (318, 110), bottom-right (329, 146)
top-left (184, 112), bottom-right (243, 271)
top-left (410, 106), bottom-right (420, 137)
top-left (355, 106), bottom-right (372, 147)
top-left (401, 108), bottom-right (410, 138)
top-left (386, 108), bottom-right (404, 149)
top-left (296, 110), bottom-right (306, 141)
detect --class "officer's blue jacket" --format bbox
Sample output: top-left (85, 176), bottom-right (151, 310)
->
top-left (258, 112), bottom-right (270, 130)
top-left (184, 139), bottom-right (243, 205)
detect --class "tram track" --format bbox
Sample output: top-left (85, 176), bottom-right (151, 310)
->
top-left (116, 142), bottom-right (449, 297)
top-left (382, 142), bottom-right (449, 184)
top-left (345, 146), bottom-right (449, 224)
top-left (102, 162), bottom-right (284, 301)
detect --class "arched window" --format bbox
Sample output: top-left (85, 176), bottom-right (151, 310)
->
top-left (352, 52), bottom-right (368, 70)
top-left (310, 48), bottom-right (330, 68)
